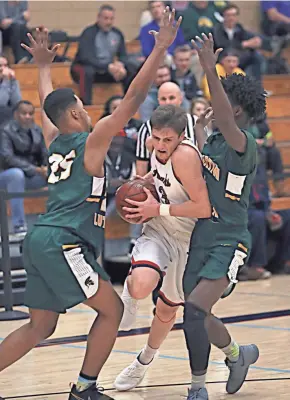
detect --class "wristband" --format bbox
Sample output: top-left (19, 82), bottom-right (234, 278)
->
top-left (159, 204), bottom-right (170, 216)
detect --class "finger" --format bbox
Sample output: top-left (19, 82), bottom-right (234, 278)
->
top-left (143, 187), bottom-right (152, 196)
top-left (125, 213), bottom-right (141, 220)
top-left (27, 32), bottom-right (37, 47)
top-left (215, 48), bottom-right (223, 57)
top-left (195, 36), bottom-right (204, 46)
top-left (191, 39), bottom-right (200, 52)
top-left (122, 206), bottom-right (139, 213)
top-left (42, 28), bottom-right (49, 48)
top-left (20, 43), bottom-right (33, 54)
top-left (201, 33), bottom-right (209, 41)
top-left (170, 8), bottom-right (176, 25)
top-left (163, 6), bottom-right (170, 26)
top-left (125, 198), bottom-right (143, 206)
top-left (149, 30), bottom-right (158, 37)
top-left (52, 43), bottom-right (61, 54)
top-left (175, 15), bottom-right (182, 31)
top-left (208, 32), bottom-right (214, 44)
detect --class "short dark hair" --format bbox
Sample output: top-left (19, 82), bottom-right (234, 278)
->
top-left (221, 74), bottom-right (266, 121)
top-left (174, 44), bottom-right (192, 56)
top-left (43, 88), bottom-right (77, 127)
top-left (150, 105), bottom-right (188, 136)
top-left (223, 3), bottom-right (239, 16)
top-left (13, 100), bottom-right (34, 113)
top-left (218, 48), bottom-right (240, 62)
top-left (148, 1), bottom-right (165, 8)
top-left (99, 4), bottom-right (115, 14)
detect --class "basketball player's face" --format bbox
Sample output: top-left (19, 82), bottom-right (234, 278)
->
top-left (75, 97), bottom-right (92, 132)
top-left (152, 128), bottom-right (184, 163)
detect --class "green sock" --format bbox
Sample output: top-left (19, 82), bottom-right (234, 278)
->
top-left (221, 340), bottom-right (240, 362)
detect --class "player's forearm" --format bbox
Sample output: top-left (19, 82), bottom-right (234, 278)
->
top-left (38, 65), bottom-right (54, 106)
top-left (194, 122), bottom-right (208, 151)
top-left (161, 200), bottom-right (211, 219)
top-left (204, 66), bottom-right (245, 151)
top-left (124, 45), bottom-right (167, 107)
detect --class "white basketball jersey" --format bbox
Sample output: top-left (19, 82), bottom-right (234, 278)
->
top-left (147, 139), bottom-right (201, 237)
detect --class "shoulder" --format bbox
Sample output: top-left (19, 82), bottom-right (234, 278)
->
top-left (172, 142), bottom-right (200, 164)
top-left (141, 21), bottom-right (155, 33)
top-left (112, 27), bottom-right (124, 38)
top-left (81, 24), bottom-right (97, 36)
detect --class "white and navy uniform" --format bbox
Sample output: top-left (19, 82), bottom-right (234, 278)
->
top-left (131, 139), bottom-right (201, 306)
top-left (136, 113), bottom-right (197, 161)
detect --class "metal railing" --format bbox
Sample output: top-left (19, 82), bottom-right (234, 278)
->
top-left (0, 189), bottom-right (48, 321)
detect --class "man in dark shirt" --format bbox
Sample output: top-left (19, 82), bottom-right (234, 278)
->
top-left (213, 3), bottom-right (265, 79)
top-left (0, 100), bottom-right (47, 236)
top-left (71, 4), bottom-right (129, 105)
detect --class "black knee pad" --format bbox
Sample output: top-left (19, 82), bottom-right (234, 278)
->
top-left (183, 302), bottom-right (211, 373)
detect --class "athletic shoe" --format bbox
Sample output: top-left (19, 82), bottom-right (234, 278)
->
top-left (69, 384), bottom-right (113, 399)
top-left (187, 387), bottom-right (208, 399)
top-left (226, 344), bottom-right (259, 394)
top-left (114, 351), bottom-right (159, 391)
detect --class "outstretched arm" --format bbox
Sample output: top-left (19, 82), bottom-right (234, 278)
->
top-left (191, 33), bottom-right (247, 153)
top-left (84, 8), bottom-right (182, 177)
top-left (22, 28), bottom-right (60, 148)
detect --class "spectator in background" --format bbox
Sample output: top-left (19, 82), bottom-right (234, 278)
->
top-left (191, 97), bottom-right (213, 136)
top-left (139, 1), bottom-right (185, 65)
top-left (261, 1), bottom-right (290, 37)
top-left (0, 0), bottom-right (30, 63)
top-left (213, 4), bottom-right (265, 79)
top-left (71, 4), bottom-right (129, 105)
top-left (139, 64), bottom-right (171, 121)
top-left (171, 45), bottom-right (203, 110)
top-left (0, 55), bottom-right (21, 126)
top-left (0, 100), bottom-right (47, 236)
top-left (180, 1), bottom-right (225, 42)
top-left (239, 146), bottom-right (290, 281)
top-left (201, 48), bottom-right (245, 100)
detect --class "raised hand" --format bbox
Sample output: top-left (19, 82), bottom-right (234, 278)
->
top-left (191, 33), bottom-right (223, 71)
top-left (21, 27), bottom-right (60, 67)
top-left (150, 7), bottom-right (182, 50)
top-left (196, 107), bottom-right (214, 128)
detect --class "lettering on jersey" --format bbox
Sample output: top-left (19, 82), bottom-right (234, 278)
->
top-left (152, 168), bottom-right (171, 187)
top-left (202, 155), bottom-right (220, 181)
top-left (158, 186), bottom-right (170, 204)
top-left (48, 150), bottom-right (76, 184)
top-left (93, 197), bottom-right (106, 229)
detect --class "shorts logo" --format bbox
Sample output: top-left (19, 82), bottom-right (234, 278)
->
top-left (85, 276), bottom-right (95, 288)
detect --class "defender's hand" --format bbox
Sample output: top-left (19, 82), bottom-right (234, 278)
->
top-left (150, 7), bottom-right (182, 50)
top-left (21, 27), bottom-right (60, 67)
top-left (191, 33), bottom-right (223, 71)
top-left (196, 107), bottom-right (214, 128)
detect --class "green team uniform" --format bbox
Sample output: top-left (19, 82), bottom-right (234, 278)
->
top-left (23, 132), bottom-right (110, 313)
top-left (183, 130), bottom-right (257, 296)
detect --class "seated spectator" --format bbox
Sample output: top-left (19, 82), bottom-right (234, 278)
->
top-left (100, 96), bottom-right (142, 257)
top-left (239, 146), bottom-right (290, 280)
top-left (213, 3), bottom-right (265, 79)
top-left (139, 64), bottom-right (171, 121)
top-left (201, 49), bottom-right (245, 100)
top-left (261, 1), bottom-right (290, 37)
top-left (139, 1), bottom-right (185, 65)
top-left (248, 113), bottom-right (290, 197)
top-left (0, 100), bottom-right (47, 236)
top-left (137, 81), bottom-right (196, 176)
top-left (0, 55), bottom-right (21, 125)
top-left (180, 1), bottom-right (225, 42)
top-left (171, 45), bottom-right (203, 110)
top-left (0, 0), bottom-right (30, 63)
top-left (191, 97), bottom-right (212, 136)
top-left (71, 4), bottom-right (130, 105)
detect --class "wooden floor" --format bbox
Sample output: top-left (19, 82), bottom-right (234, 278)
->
top-left (1, 276), bottom-right (290, 399)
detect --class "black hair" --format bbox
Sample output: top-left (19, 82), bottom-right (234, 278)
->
top-left (150, 104), bottom-right (188, 136)
top-left (221, 74), bottom-right (266, 121)
top-left (218, 48), bottom-right (240, 62)
top-left (148, 1), bottom-right (166, 8)
top-left (223, 3), bottom-right (239, 16)
top-left (100, 95), bottom-right (123, 119)
top-left (13, 100), bottom-right (34, 113)
top-left (43, 88), bottom-right (77, 127)
top-left (99, 4), bottom-right (115, 14)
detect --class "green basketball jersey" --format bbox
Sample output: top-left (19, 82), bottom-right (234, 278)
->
top-left (202, 130), bottom-right (257, 228)
top-left (35, 132), bottom-right (106, 254)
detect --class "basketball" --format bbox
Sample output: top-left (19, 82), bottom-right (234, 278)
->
top-left (115, 179), bottom-right (159, 223)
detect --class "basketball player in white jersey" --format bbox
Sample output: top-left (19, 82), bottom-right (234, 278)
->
top-left (114, 104), bottom-right (211, 391)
